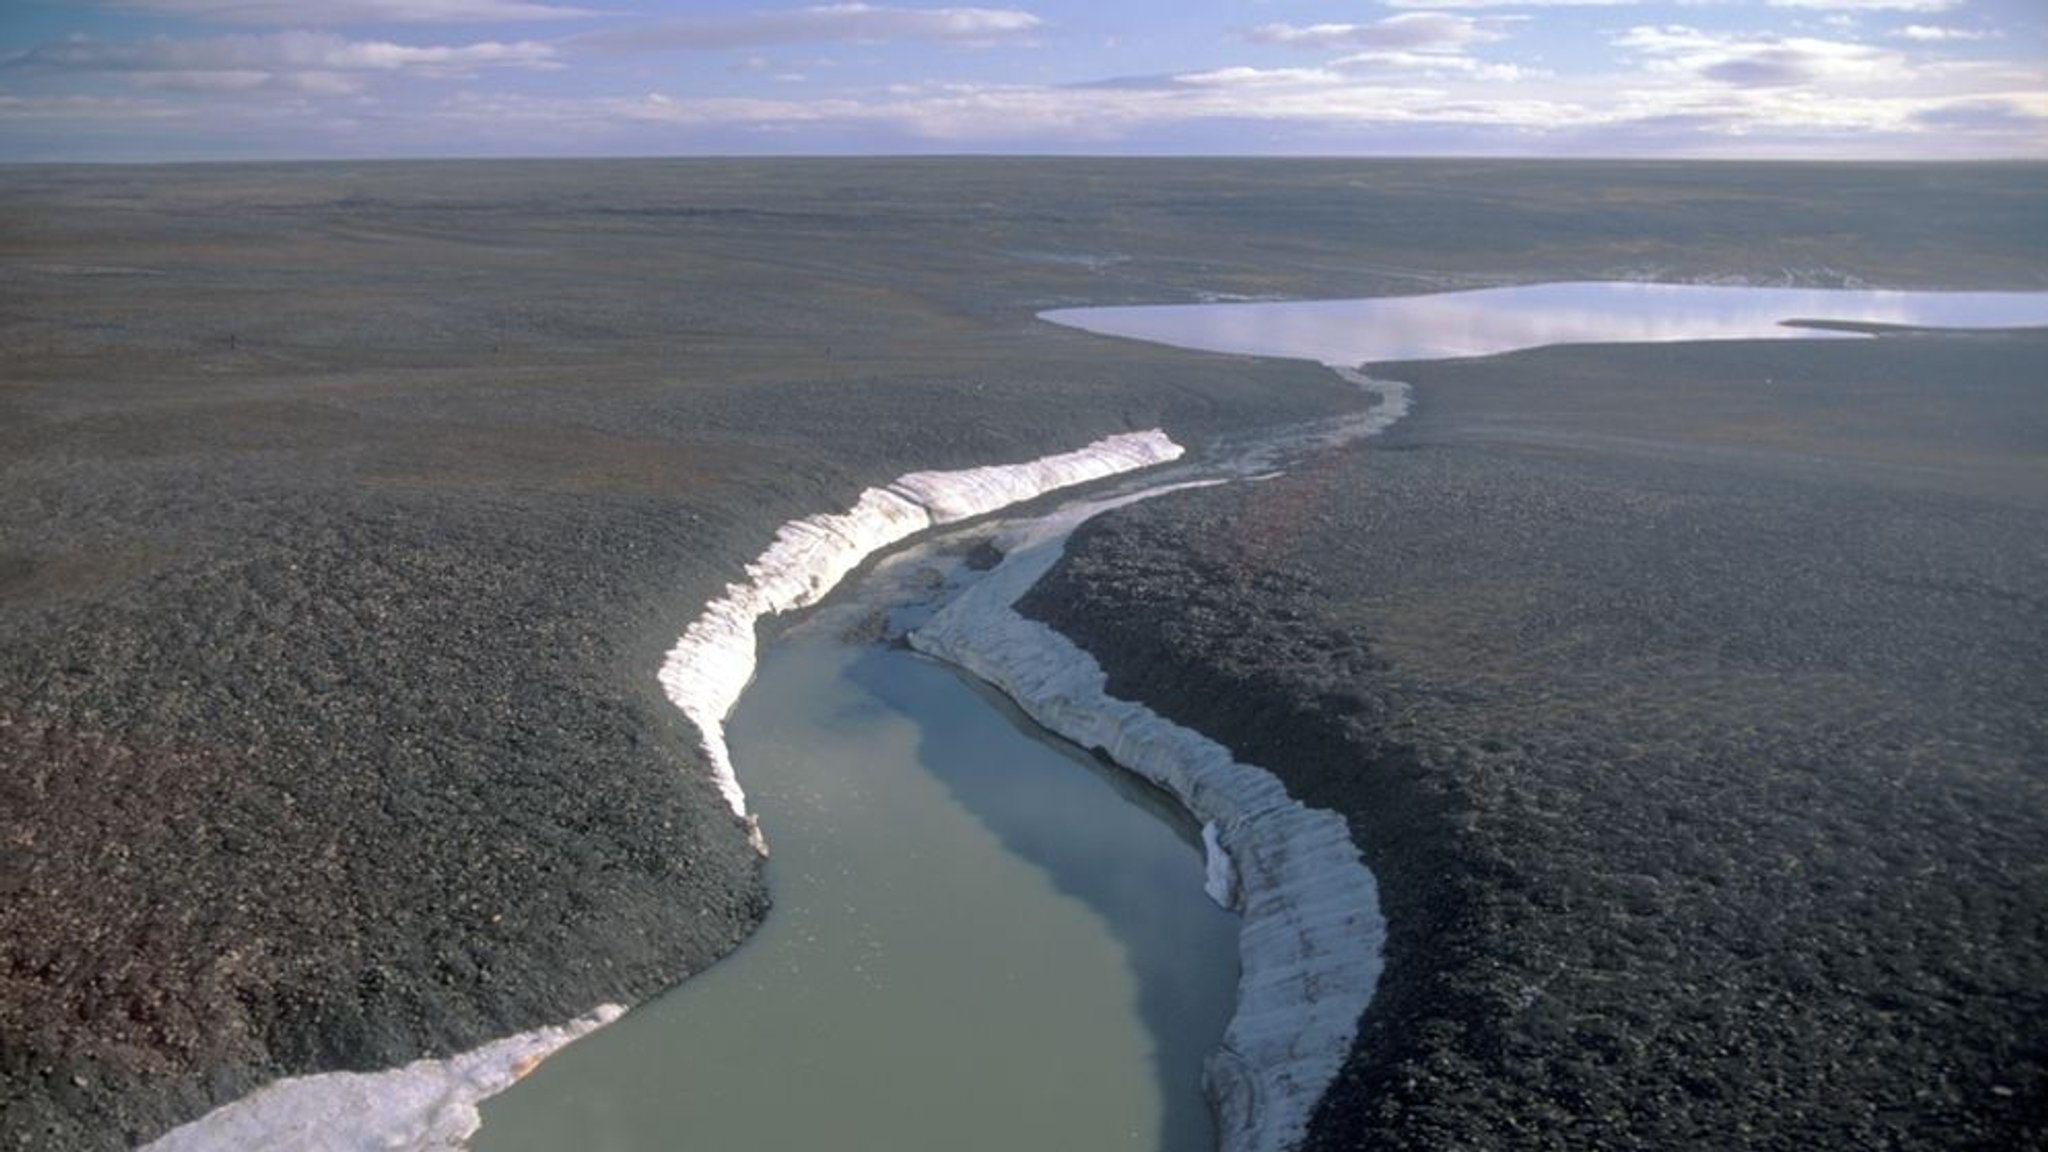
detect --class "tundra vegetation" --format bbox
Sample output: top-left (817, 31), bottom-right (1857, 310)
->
top-left (2, 158), bottom-right (2043, 1148)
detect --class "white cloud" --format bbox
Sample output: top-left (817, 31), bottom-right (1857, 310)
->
top-left (1241, 15), bottom-right (1527, 84)
top-left (26, 31), bottom-right (557, 71)
top-left (432, 70), bottom-right (1571, 146)
top-left (8, 0), bottom-right (2042, 161)
top-left (575, 4), bottom-right (1044, 52)
top-left (1764, 0), bottom-right (1958, 11)
top-left (1895, 25), bottom-right (1991, 42)
top-left (613, 91), bottom-right (857, 126)
top-left (11, 31), bottom-right (558, 96)
top-left (407, 36), bottom-right (2047, 157)
top-left (1173, 66), bottom-right (1346, 88)
top-left (104, 0), bottom-right (597, 23)
top-left (1615, 25), bottom-right (1910, 87)
top-left (1244, 15), bottom-right (1503, 53)
top-left (1334, 51), bottom-right (1541, 81)
top-left (80, 51), bottom-right (2014, 160)
top-left (1381, 0), bottom-right (1635, 8)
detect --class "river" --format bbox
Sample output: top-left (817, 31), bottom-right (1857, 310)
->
top-left (474, 530), bottom-right (1239, 1151)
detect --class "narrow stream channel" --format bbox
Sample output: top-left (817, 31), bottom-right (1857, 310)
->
top-left (475, 546), bottom-right (1238, 1151)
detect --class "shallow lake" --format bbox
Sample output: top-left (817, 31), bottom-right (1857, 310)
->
top-left (474, 574), bottom-right (1238, 1151)
top-left (1043, 282), bottom-right (2048, 366)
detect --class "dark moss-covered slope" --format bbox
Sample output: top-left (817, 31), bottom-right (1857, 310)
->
top-left (1024, 330), bottom-right (2048, 1151)
top-left (0, 159), bottom-right (1358, 1149)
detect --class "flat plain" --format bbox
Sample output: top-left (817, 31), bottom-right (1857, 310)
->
top-left (2, 159), bottom-right (2043, 1148)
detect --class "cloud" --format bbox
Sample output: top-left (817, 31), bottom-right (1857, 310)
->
top-left (458, 73), bottom-right (2029, 157)
top-left (1333, 51), bottom-right (1539, 82)
top-left (1615, 25), bottom-right (1909, 88)
top-left (25, 54), bottom-right (2041, 162)
top-left (1242, 14), bottom-right (1527, 82)
top-left (9, 31), bottom-right (558, 95)
top-left (575, 3), bottom-right (1044, 52)
top-left (1912, 99), bottom-right (2047, 132)
top-left (1764, 0), bottom-right (1957, 11)
top-left (1895, 25), bottom-right (1991, 42)
top-left (1699, 51), bottom-right (1820, 86)
top-left (1381, 0), bottom-right (1634, 8)
top-left (609, 90), bottom-right (859, 126)
top-left (426, 69), bottom-right (1562, 149)
top-left (1173, 66), bottom-right (1346, 89)
top-left (8, 0), bottom-right (2042, 162)
top-left (1244, 15), bottom-right (1503, 53)
top-left (104, 0), bottom-right (597, 23)
top-left (1061, 73), bottom-right (1183, 91)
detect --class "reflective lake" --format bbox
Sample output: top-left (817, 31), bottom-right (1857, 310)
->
top-left (475, 559), bottom-right (1238, 1152)
top-left (1042, 282), bottom-right (2048, 367)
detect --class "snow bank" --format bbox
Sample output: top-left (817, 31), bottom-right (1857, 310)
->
top-left (657, 429), bottom-right (1183, 848)
top-left (1202, 821), bottom-right (1239, 907)
top-left (142, 1004), bottom-right (624, 1152)
top-left (143, 431), bottom-right (1184, 1152)
top-left (909, 506), bottom-right (1384, 1152)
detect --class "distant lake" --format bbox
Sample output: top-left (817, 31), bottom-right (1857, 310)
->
top-left (1042, 282), bottom-right (2048, 367)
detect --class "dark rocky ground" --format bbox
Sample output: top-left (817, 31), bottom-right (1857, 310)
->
top-left (1024, 329), bottom-right (2048, 1150)
top-left (2, 158), bottom-right (2043, 1148)
top-left (0, 160), bottom-right (1360, 1149)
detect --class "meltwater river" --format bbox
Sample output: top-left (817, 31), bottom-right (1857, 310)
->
top-left (475, 532), bottom-right (1239, 1152)
top-left (467, 281), bottom-right (2048, 1152)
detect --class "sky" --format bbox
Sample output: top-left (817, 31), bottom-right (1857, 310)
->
top-left (0, 0), bottom-right (2042, 161)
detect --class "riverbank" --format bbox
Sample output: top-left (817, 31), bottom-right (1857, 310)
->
top-left (0, 161), bottom-right (1356, 1148)
top-left (1023, 328), bottom-right (2048, 1150)
top-left (472, 590), bottom-right (1240, 1151)
top-left (910, 497), bottom-right (1383, 1152)
top-left (136, 432), bottom-right (1192, 1149)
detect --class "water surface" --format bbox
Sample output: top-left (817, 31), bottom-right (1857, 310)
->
top-left (1043, 282), bottom-right (2048, 367)
top-left (475, 603), bottom-right (1237, 1151)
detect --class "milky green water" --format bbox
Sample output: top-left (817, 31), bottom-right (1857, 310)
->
top-left (475, 626), bottom-right (1238, 1151)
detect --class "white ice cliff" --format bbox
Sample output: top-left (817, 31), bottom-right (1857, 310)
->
top-left (910, 500), bottom-right (1386, 1152)
top-left (657, 428), bottom-right (1184, 846)
top-left (142, 1004), bottom-right (624, 1152)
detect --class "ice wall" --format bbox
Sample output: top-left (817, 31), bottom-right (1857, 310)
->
top-left (142, 1004), bottom-right (624, 1152)
top-left (657, 429), bottom-right (1183, 847)
top-left (910, 507), bottom-right (1384, 1152)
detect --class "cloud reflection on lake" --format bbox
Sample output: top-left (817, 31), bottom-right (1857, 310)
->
top-left (1044, 282), bottom-right (2048, 368)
